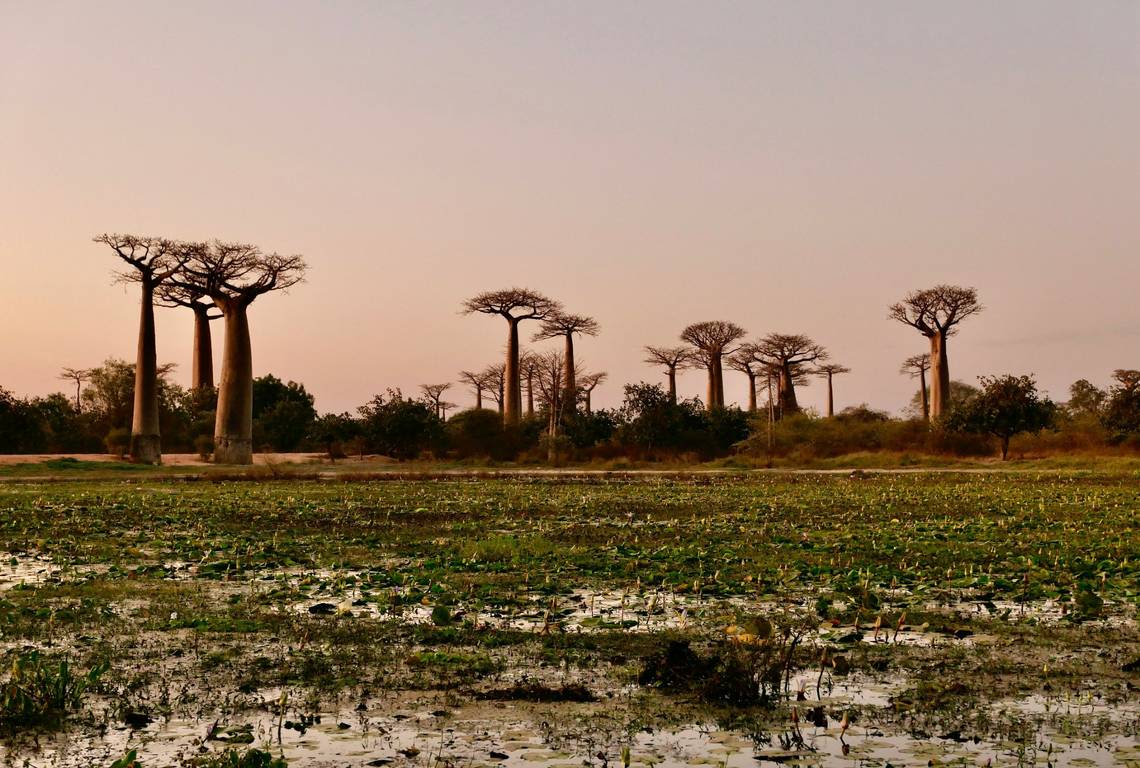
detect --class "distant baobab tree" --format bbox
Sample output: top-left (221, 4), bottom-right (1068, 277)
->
top-left (889, 285), bottom-right (982, 421)
top-left (95, 233), bottom-right (189, 464)
top-left (680, 321), bottom-right (746, 410)
top-left (58, 367), bottom-right (91, 412)
top-left (579, 371), bottom-right (607, 413)
top-left (533, 312), bottom-right (599, 418)
top-left (462, 289), bottom-right (562, 425)
top-left (459, 369), bottom-right (490, 410)
top-left (156, 282), bottom-right (222, 392)
top-left (533, 350), bottom-right (573, 435)
top-left (643, 346), bottom-right (692, 404)
top-left (900, 353), bottom-right (931, 421)
top-left (173, 242), bottom-right (307, 464)
top-left (726, 345), bottom-right (762, 411)
top-left (815, 363), bottom-right (851, 417)
top-left (420, 383), bottom-right (452, 419)
top-left (519, 350), bottom-right (540, 417)
top-left (482, 363), bottom-right (506, 415)
top-left (755, 333), bottom-right (827, 417)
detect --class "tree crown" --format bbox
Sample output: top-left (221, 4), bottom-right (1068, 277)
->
top-left (462, 288), bottom-right (561, 322)
top-left (533, 312), bottom-right (600, 341)
top-left (889, 284), bottom-right (983, 338)
top-left (680, 321), bottom-right (747, 362)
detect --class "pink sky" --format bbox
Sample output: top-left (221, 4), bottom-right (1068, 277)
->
top-left (2, 2), bottom-right (1137, 415)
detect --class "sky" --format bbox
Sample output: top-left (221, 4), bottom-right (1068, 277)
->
top-left (1, 1), bottom-right (1138, 415)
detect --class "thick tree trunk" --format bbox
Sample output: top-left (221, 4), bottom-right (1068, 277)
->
top-left (475, 389), bottom-right (483, 410)
top-left (504, 320), bottom-right (521, 425)
top-left (919, 369), bottom-right (929, 421)
top-left (826, 373), bottom-right (835, 417)
top-left (527, 373), bottom-right (534, 416)
top-left (214, 300), bottom-right (254, 464)
top-left (929, 333), bottom-right (950, 421)
top-left (562, 333), bottom-right (576, 418)
top-left (130, 278), bottom-right (162, 464)
top-left (778, 364), bottom-right (799, 416)
top-left (667, 369), bottom-right (677, 404)
top-left (746, 373), bottom-right (757, 412)
top-left (191, 304), bottom-right (215, 391)
top-left (712, 356), bottom-right (725, 409)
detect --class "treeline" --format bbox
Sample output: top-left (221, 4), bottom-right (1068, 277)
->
top-left (3, 365), bottom-right (1139, 461)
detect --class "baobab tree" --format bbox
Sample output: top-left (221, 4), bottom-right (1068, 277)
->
top-left (754, 334), bottom-right (827, 417)
top-left (420, 383), bottom-right (452, 419)
top-left (519, 350), bottom-right (541, 417)
top-left (680, 321), bottom-right (746, 410)
top-left (900, 353), bottom-right (931, 421)
top-left (726, 345), bottom-right (762, 411)
top-left (172, 242), bottom-right (306, 464)
top-left (533, 312), bottom-right (599, 416)
top-left (889, 285), bottom-right (983, 421)
top-left (156, 282), bottom-right (222, 392)
top-left (815, 363), bottom-right (851, 417)
top-left (462, 289), bottom-right (562, 425)
top-left (95, 233), bottom-right (189, 464)
top-left (482, 363), bottom-right (506, 415)
top-left (58, 367), bottom-right (91, 411)
top-left (579, 371), bottom-right (607, 413)
top-left (459, 369), bottom-right (490, 410)
top-left (643, 346), bottom-right (692, 404)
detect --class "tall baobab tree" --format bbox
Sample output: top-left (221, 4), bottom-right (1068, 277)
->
top-left (579, 371), bottom-right (607, 413)
top-left (726, 345), bottom-right (762, 411)
top-left (482, 363), bottom-right (506, 415)
top-left (156, 282), bottom-right (222, 392)
top-left (754, 334), bottom-right (827, 417)
top-left (95, 234), bottom-right (188, 464)
top-left (173, 242), bottom-right (306, 464)
top-left (533, 312), bottom-right (599, 416)
top-left (900, 354), bottom-right (931, 421)
top-left (58, 367), bottom-right (91, 412)
top-left (680, 321), bottom-right (746, 410)
top-left (420, 383), bottom-right (452, 419)
top-left (889, 285), bottom-right (982, 421)
top-left (462, 289), bottom-right (562, 425)
top-left (815, 363), bottom-right (851, 417)
top-left (643, 346), bottom-right (692, 404)
top-left (459, 370), bottom-right (490, 410)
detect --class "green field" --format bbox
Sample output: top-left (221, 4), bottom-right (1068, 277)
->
top-left (1, 472), bottom-right (1137, 767)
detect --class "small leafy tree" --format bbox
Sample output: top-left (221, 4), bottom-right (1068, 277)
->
top-left (948, 375), bottom-right (1056, 460)
top-left (358, 389), bottom-right (444, 460)
top-left (1101, 369), bottom-right (1140, 444)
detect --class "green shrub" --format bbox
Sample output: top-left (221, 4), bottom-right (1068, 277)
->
top-left (1, 652), bottom-right (108, 730)
top-left (104, 428), bottom-right (130, 458)
top-left (195, 434), bottom-right (216, 461)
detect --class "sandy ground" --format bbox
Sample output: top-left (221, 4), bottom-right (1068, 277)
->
top-left (0, 452), bottom-right (328, 466)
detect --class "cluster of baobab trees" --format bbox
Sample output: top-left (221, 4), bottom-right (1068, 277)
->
top-left (96, 234), bottom-right (306, 465)
top-left (447, 289), bottom-right (608, 436)
top-left (440, 283), bottom-right (981, 432)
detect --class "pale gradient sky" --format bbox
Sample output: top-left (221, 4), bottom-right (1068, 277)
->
top-left (2, 1), bottom-right (1138, 415)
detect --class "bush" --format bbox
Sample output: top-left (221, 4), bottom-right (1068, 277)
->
top-left (104, 428), bottom-right (130, 458)
top-left (447, 408), bottom-right (510, 459)
top-left (1, 652), bottom-right (108, 730)
top-left (194, 434), bottom-right (215, 461)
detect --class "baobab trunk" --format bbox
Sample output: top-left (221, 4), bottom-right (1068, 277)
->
top-left (667, 369), bottom-right (677, 404)
top-left (214, 301), bottom-right (254, 464)
top-left (778, 366), bottom-right (799, 416)
top-left (526, 373), bottom-right (534, 416)
top-left (475, 389), bottom-right (483, 410)
top-left (929, 333), bottom-right (950, 421)
top-left (191, 304), bottom-right (215, 391)
top-left (826, 372), bottom-right (835, 417)
top-left (562, 334), bottom-right (576, 416)
top-left (919, 368), bottom-right (929, 422)
top-left (130, 279), bottom-right (162, 464)
top-left (746, 373), bottom-right (757, 412)
top-left (504, 320), bottom-right (521, 425)
top-left (584, 391), bottom-right (593, 413)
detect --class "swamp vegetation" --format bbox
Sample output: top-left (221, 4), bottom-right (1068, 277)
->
top-left (0, 472), bottom-right (1136, 766)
